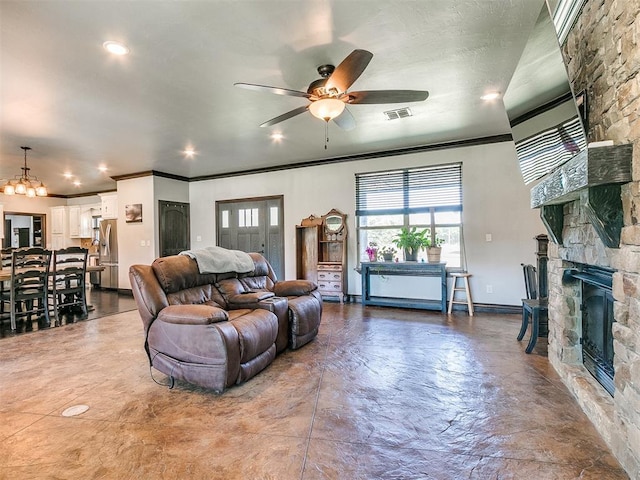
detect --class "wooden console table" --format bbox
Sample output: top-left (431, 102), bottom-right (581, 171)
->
top-left (360, 261), bottom-right (447, 312)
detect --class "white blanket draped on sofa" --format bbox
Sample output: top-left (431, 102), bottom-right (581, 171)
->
top-left (180, 246), bottom-right (254, 274)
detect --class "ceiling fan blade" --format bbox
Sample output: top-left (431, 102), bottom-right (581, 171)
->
top-left (260, 105), bottom-right (309, 127)
top-left (332, 107), bottom-right (356, 131)
top-left (347, 90), bottom-right (429, 104)
top-left (234, 83), bottom-right (311, 98)
top-left (325, 49), bottom-right (373, 93)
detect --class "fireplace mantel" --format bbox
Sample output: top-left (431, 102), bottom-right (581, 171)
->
top-left (530, 144), bottom-right (633, 247)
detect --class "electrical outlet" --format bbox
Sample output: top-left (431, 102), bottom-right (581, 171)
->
top-left (140, 240), bottom-right (145, 247)
top-left (485, 233), bottom-right (492, 242)
top-left (486, 284), bottom-right (493, 294)
top-left (196, 235), bottom-right (202, 242)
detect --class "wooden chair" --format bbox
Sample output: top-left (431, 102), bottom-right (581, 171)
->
top-left (48, 247), bottom-right (89, 326)
top-left (0, 247), bottom-right (52, 331)
top-left (517, 263), bottom-right (548, 353)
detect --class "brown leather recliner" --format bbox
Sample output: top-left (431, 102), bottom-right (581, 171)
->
top-left (129, 252), bottom-right (322, 392)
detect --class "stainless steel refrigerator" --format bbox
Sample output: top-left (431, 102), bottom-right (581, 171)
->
top-left (99, 219), bottom-right (118, 289)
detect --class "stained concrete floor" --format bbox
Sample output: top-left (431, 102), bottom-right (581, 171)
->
top-left (0, 303), bottom-right (629, 479)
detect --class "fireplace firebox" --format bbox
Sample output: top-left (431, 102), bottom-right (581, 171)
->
top-left (566, 265), bottom-right (615, 397)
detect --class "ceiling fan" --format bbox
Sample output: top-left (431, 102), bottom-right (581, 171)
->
top-left (234, 49), bottom-right (429, 131)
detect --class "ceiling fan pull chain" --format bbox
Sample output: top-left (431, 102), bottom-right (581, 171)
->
top-left (324, 120), bottom-right (329, 150)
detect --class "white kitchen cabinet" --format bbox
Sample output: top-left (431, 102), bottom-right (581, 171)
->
top-left (51, 206), bottom-right (66, 235)
top-left (68, 205), bottom-right (93, 238)
top-left (100, 194), bottom-right (118, 219)
top-left (68, 206), bottom-right (81, 237)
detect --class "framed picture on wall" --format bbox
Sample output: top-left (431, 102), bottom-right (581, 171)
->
top-left (125, 204), bottom-right (143, 223)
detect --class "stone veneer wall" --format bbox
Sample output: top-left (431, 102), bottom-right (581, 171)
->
top-left (546, 0), bottom-right (640, 476)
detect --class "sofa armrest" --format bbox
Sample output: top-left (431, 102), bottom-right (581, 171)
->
top-left (157, 304), bottom-right (229, 325)
top-left (273, 280), bottom-right (317, 297)
top-left (228, 291), bottom-right (275, 306)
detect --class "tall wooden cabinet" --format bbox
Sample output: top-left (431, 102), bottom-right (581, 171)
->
top-left (296, 209), bottom-right (348, 303)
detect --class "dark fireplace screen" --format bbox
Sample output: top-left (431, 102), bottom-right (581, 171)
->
top-left (577, 266), bottom-right (615, 397)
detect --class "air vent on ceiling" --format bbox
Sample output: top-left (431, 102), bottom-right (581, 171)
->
top-left (383, 107), bottom-right (413, 121)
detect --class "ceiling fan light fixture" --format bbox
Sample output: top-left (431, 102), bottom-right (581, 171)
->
top-left (309, 98), bottom-right (345, 121)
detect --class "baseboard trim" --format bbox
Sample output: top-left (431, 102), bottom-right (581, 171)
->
top-left (343, 295), bottom-right (521, 314)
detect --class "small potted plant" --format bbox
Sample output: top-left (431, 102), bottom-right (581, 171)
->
top-left (392, 227), bottom-right (430, 261)
top-left (380, 245), bottom-right (396, 262)
top-left (365, 242), bottom-right (378, 262)
top-left (426, 235), bottom-right (445, 263)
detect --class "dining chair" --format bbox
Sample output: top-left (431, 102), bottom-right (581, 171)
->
top-left (0, 248), bottom-right (15, 323)
top-left (0, 247), bottom-right (52, 331)
top-left (48, 247), bottom-right (89, 326)
top-left (517, 263), bottom-right (549, 353)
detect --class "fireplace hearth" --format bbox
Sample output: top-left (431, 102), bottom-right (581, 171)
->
top-left (566, 265), bottom-right (615, 396)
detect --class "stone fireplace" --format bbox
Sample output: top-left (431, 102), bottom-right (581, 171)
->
top-left (536, 1), bottom-right (640, 476)
top-left (564, 263), bottom-right (615, 396)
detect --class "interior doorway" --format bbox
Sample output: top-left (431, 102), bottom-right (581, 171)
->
top-left (3, 213), bottom-right (46, 248)
top-left (216, 195), bottom-right (284, 280)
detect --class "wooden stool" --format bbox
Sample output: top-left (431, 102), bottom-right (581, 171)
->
top-left (448, 273), bottom-right (474, 316)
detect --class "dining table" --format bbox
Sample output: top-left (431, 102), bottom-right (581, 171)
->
top-left (0, 265), bottom-right (105, 283)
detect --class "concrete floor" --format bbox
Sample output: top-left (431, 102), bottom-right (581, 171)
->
top-left (0, 303), bottom-right (628, 479)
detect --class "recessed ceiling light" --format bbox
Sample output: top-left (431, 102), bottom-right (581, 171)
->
top-left (481, 92), bottom-right (501, 101)
top-left (103, 41), bottom-right (130, 56)
top-left (98, 165), bottom-right (108, 172)
top-left (73, 181), bottom-right (81, 187)
top-left (63, 172), bottom-right (73, 178)
top-left (184, 149), bottom-right (196, 157)
top-left (271, 133), bottom-right (284, 141)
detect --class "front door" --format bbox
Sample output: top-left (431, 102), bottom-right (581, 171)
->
top-left (159, 201), bottom-right (190, 257)
top-left (216, 196), bottom-right (284, 280)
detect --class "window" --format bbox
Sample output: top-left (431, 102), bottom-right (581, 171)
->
top-left (356, 163), bottom-right (463, 267)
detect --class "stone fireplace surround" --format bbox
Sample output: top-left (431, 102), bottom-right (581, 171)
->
top-left (542, 1), bottom-right (640, 475)
top-left (546, 195), bottom-right (639, 474)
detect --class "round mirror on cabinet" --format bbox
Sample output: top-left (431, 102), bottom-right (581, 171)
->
top-left (325, 215), bottom-right (343, 233)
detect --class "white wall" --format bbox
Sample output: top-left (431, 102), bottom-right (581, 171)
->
top-left (116, 177), bottom-right (155, 290)
top-left (188, 141), bottom-right (545, 306)
top-left (114, 175), bottom-right (189, 289)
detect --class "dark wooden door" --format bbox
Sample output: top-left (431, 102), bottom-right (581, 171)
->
top-left (159, 201), bottom-right (190, 257)
top-left (216, 196), bottom-right (284, 280)
top-left (2, 220), bottom-right (10, 248)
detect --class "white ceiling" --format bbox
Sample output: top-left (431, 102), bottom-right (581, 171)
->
top-left (0, 0), bottom-right (551, 196)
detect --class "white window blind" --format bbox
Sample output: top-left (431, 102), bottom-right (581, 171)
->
top-left (356, 163), bottom-right (462, 216)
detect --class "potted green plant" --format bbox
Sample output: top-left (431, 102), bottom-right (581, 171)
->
top-left (426, 235), bottom-right (445, 263)
top-left (379, 245), bottom-right (397, 261)
top-left (392, 227), bottom-right (430, 261)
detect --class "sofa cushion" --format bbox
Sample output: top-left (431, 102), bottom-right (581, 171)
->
top-left (157, 304), bottom-right (229, 325)
top-left (230, 310), bottom-right (278, 363)
top-left (152, 255), bottom-right (217, 293)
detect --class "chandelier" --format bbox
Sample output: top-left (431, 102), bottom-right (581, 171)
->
top-left (2, 146), bottom-right (48, 197)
